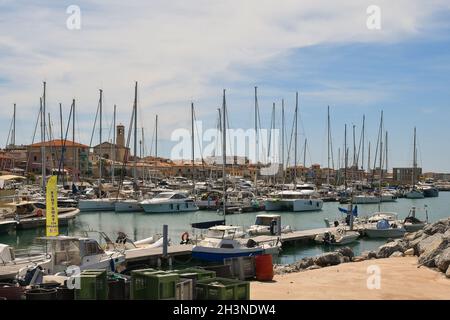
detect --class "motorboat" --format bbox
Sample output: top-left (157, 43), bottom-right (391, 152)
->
top-left (264, 190), bottom-right (323, 212)
top-left (314, 228), bottom-right (360, 245)
top-left (192, 225), bottom-right (280, 262)
top-left (1, 201), bottom-right (80, 230)
top-left (381, 192), bottom-right (397, 202)
top-left (403, 206), bottom-right (428, 232)
top-left (352, 194), bottom-right (380, 204)
top-left (405, 188), bottom-right (424, 199)
top-left (247, 214), bottom-right (292, 236)
top-left (362, 213), bottom-right (406, 238)
top-left (1, 235), bottom-right (126, 280)
top-left (140, 192), bottom-right (198, 213)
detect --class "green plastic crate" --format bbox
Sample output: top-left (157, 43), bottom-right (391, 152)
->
top-left (75, 270), bottom-right (108, 300)
top-left (195, 277), bottom-right (250, 300)
top-left (131, 272), bottom-right (179, 300)
top-left (172, 268), bottom-right (216, 280)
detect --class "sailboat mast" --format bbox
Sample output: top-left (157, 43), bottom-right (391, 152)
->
top-left (73, 99), bottom-right (76, 184)
top-left (413, 127), bottom-right (417, 186)
top-left (344, 124), bottom-right (347, 189)
top-left (254, 86), bottom-right (258, 193)
top-left (42, 81), bottom-right (47, 192)
top-left (303, 138), bottom-right (307, 181)
top-left (112, 104), bottom-right (116, 185)
top-left (362, 115), bottom-right (365, 171)
top-left (133, 82), bottom-right (138, 187)
top-left (191, 102), bottom-right (195, 194)
top-left (12, 103), bottom-right (16, 146)
top-left (222, 89), bottom-right (227, 215)
top-left (327, 106), bottom-right (330, 185)
top-left (281, 99), bottom-right (285, 183)
top-left (294, 92), bottom-right (298, 186)
top-left (378, 111), bottom-right (384, 195)
top-left (353, 124), bottom-right (356, 168)
top-left (385, 131), bottom-right (388, 173)
top-left (99, 89), bottom-right (103, 187)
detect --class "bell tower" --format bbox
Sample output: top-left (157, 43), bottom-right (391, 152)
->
top-left (116, 124), bottom-right (125, 147)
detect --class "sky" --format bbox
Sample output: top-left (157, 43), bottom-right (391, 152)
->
top-left (1, 0), bottom-right (450, 172)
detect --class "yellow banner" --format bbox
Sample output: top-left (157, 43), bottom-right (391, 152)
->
top-left (46, 176), bottom-right (59, 237)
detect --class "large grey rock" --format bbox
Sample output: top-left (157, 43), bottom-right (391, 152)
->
top-left (390, 251), bottom-right (404, 258)
top-left (434, 247), bottom-right (450, 272)
top-left (377, 241), bottom-right (405, 258)
top-left (306, 265), bottom-right (322, 271)
top-left (336, 247), bottom-right (354, 260)
top-left (295, 257), bottom-right (314, 270)
top-left (404, 248), bottom-right (414, 256)
top-left (314, 252), bottom-right (343, 267)
top-left (423, 220), bottom-right (448, 236)
top-left (361, 250), bottom-right (377, 260)
top-left (417, 234), bottom-right (449, 267)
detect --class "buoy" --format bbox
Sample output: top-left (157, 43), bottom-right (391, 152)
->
top-left (255, 254), bottom-right (274, 281)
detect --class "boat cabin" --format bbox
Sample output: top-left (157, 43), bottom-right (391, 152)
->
top-left (206, 225), bottom-right (244, 239)
top-left (37, 236), bottom-right (123, 274)
top-left (253, 214), bottom-right (282, 235)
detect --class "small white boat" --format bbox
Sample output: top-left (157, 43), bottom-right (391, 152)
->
top-left (405, 189), bottom-right (424, 199)
top-left (247, 214), bottom-right (292, 236)
top-left (192, 225), bottom-right (280, 262)
top-left (352, 194), bottom-right (381, 204)
top-left (264, 191), bottom-right (323, 212)
top-left (2, 236), bottom-right (126, 281)
top-left (363, 215), bottom-right (406, 238)
top-left (314, 229), bottom-right (360, 245)
top-left (140, 192), bottom-right (198, 213)
top-left (403, 206), bottom-right (428, 232)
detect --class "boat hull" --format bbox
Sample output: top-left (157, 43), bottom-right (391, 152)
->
top-left (405, 190), bottom-right (424, 199)
top-left (114, 201), bottom-right (143, 212)
top-left (364, 228), bottom-right (406, 238)
top-left (191, 247), bottom-right (264, 262)
top-left (264, 199), bottom-right (323, 212)
top-left (352, 196), bottom-right (381, 204)
top-left (78, 199), bottom-right (116, 212)
top-left (141, 202), bottom-right (198, 213)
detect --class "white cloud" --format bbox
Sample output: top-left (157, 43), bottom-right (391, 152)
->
top-left (0, 0), bottom-right (448, 145)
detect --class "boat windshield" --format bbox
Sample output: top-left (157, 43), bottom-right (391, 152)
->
top-left (154, 193), bottom-right (175, 199)
top-left (51, 239), bottom-right (81, 267)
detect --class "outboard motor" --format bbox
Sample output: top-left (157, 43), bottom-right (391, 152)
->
top-left (18, 265), bottom-right (44, 286)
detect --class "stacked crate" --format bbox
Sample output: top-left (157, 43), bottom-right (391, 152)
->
top-left (75, 270), bottom-right (108, 300)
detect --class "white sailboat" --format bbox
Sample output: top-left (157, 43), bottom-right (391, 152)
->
top-left (265, 92), bottom-right (323, 212)
top-left (405, 127), bottom-right (424, 199)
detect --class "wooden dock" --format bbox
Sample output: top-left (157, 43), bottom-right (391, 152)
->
top-left (124, 244), bottom-right (193, 265)
top-left (238, 227), bottom-right (337, 245)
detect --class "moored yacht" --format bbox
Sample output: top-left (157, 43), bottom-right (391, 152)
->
top-left (264, 190), bottom-right (323, 212)
top-left (140, 191), bottom-right (198, 213)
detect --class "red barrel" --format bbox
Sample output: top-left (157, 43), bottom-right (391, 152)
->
top-left (255, 254), bottom-right (274, 281)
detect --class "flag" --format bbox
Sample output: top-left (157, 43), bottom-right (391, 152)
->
top-left (46, 175), bottom-right (59, 236)
top-left (338, 205), bottom-right (358, 217)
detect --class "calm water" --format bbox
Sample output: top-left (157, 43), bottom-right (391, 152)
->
top-left (2, 192), bottom-right (449, 265)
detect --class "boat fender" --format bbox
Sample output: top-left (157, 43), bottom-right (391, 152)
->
top-left (180, 232), bottom-right (190, 244)
top-left (36, 209), bottom-right (43, 217)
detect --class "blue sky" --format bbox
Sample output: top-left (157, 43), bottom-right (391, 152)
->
top-left (1, 1), bottom-right (450, 172)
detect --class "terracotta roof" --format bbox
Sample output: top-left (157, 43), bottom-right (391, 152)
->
top-left (28, 139), bottom-right (89, 148)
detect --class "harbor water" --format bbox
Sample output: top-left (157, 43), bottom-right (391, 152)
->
top-left (1, 193), bottom-right (449, 265)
